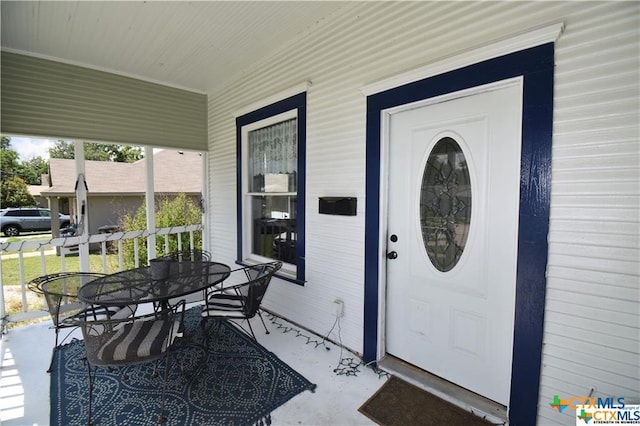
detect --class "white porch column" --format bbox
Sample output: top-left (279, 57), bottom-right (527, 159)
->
top-left (74, 141), bottom-right (90, 271)
top-left (145, 146), bottom-right (156, 262)
top-left (201, 152), bottom-right (209, 253)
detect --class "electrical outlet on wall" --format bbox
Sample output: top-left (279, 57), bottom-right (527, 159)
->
top-left (334, 299), bottom-right (344, 317)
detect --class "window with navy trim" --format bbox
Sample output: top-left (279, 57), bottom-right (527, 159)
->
top-left (236, 93), bottom-right (306, 284)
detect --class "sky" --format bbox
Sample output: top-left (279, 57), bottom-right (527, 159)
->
top-left (6, 137), bottom-right (163, 162)
top-left (6, 136), bottom-right (56, 161)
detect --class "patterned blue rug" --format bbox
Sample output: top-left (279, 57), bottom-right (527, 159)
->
top-left (50, 306), bottom-right (316, 425)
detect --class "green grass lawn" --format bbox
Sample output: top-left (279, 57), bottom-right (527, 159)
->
top-left (2, 254), bottom-right (122, 286)
top-left (1, 254), bottom-right (123, 325)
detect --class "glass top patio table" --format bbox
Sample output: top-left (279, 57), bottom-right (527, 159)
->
top-left (77, 261), bottom-right (231, 307)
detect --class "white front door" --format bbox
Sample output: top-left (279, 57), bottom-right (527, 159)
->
top-left (385, 79), bottom-right (523, 405)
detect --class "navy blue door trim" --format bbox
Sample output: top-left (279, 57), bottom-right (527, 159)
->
top-left (364, 43), bottom-right (554, 426)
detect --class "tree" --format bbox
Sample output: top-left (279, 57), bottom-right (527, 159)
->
top-left (110, 145), bottom-right (144, 163)
top-left (120, 194), bottom-right (202, 268)
top-left (48, 141), bottom-right (75, 160)
top-left (1, 177), bottom-right (36, 207)
top-left (50, 141), bottom-right (142, 162)
top-left (0, 136), bottom-right (19, 181)
top-left (17, 156), bottom-right (48, 185)
top-left (0, 137), bottom-right (36, 207)
top-left (1, 136), bottom-right (10, 149)
top-left (2, 137), bottom-right (49, 185)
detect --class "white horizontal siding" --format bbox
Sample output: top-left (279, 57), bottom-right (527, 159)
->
top-left (206, 1), bottom-right (640, 421)
top-left (541, 2), bottom-right (640, 425)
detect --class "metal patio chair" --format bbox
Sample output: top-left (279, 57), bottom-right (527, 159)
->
top-left (200, 261), bottom-right (282, 340)
top-left (74, 299), bottom-right (186, 425)
top-left (28, 272), bottom-right (136, 372)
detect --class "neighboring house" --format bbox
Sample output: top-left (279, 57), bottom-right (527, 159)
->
top-left (41, 150), bottom-right (202, 235)
top-left (1, 3), bottom-right (638, 426)
top-left (27, 184), bottom-right (48, 208)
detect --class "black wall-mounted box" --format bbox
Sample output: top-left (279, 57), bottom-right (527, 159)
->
top-left (318, 197), bottom-right (357, 216)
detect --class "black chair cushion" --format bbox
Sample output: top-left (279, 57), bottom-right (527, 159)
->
top-left (98, 318), bottom-right (175, 362)
top-left (202, 294), bottom-right (246, 318)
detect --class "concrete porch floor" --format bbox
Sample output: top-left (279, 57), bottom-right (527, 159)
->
top-left (0, 304), bottom-right (387, 425)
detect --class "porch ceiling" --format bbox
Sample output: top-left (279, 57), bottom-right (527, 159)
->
top-left (0, 1), bottom-right (345, 94)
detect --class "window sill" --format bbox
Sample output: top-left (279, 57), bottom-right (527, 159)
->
top-left (235, 259), bottom-right (305, 286)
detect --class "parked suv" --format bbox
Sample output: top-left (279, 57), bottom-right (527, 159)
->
top-left (0, 208), bottom-right (71, 237)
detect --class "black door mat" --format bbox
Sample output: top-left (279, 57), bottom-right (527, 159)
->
top-left (359, 376), bottom-right (495, 426)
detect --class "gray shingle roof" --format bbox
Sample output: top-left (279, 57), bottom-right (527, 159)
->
top-left (42, 150), bottom-right (202, 196)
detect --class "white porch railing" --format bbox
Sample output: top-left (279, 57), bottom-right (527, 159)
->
top-left (0, 224), bottom-right (203, 329)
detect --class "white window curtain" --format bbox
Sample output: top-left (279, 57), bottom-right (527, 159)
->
top-left (248, 118), bottom-right (297, 192)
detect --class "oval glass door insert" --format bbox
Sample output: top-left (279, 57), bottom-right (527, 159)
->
top-left (420, 136), bottom-right (472, 272)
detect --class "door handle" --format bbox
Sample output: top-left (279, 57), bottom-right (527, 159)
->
top-left (386, 251), bottom-right (398, 260)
